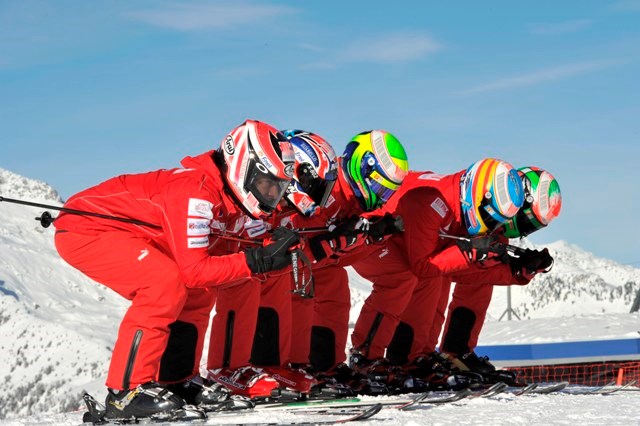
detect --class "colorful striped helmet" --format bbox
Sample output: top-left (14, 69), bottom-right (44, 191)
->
top-left (282, 129), bottom-right (338, 217)
top-left (219, 119), bottom-right (295, 219)
top-left (503, 166), bottom-right (562, 238)
top-left (460, 158), bottom-right (525, 236)
top-left (342, 130), bottom-right (409, 211)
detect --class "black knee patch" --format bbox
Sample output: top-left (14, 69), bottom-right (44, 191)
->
top-left (159, 321), bottom-right (198, 382)
top-left (441, 307), bottom-right (476, 355)
top-left (387, 322), bottom-right (414, 365)
top-left (250, 307), bottom-right (280, 366)
top-left (310, 326), bottom-right (335, 372)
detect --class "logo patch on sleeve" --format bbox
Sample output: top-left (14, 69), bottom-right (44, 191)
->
top-left (187, 218), bottom-right (211, 236)
top-left (188, 198), bottom-right (213, 219)
top-left (188, 236), bottom-right (209, 248)
top-left (430, 197), bottom-right (449, 218)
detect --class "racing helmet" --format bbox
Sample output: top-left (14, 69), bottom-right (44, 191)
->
top-left (460, 158), bottom-right (525, 236)
top-left (282, 129), bottom-right (338, 216)
top-left (219, 119), bottom-right (295, 218)
top-left (503, 166), bottom-right (562, 238)
top-left (342, 130), bottom-right (409, 212)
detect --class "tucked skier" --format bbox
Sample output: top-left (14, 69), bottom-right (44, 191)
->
top-left (54, 120), bottom-right (299, 420)
top-left (404, 166), bottom-right (562, 384)
top-left (349, 159), bottom-right (526, 390)
top-left (206, 129), bottom-right (409, 398)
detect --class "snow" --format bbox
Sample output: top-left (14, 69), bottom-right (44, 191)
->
top-left (1, 167), bottom-right (639, 425)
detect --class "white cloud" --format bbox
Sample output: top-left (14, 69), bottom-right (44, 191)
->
top-left (528, 19), bottom-right (593, 35)
top-left (126, 2), bottom-right (297, 31)
top-left (340, 32), bottom-right (442, 63)
top-left (458, 59), bottom-right (626, 96)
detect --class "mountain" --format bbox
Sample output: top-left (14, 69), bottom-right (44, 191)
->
top-left (1, 167), bottom-right (639, 420)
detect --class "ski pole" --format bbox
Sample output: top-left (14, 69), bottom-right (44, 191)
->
top-left (438, 232), bottom-right (527, 256)
top-left (0, 195), bottom-right (161, 229)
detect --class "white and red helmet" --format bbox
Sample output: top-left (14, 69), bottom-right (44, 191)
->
top-left (282, 129), bottom-right (338, 216)
top-left (220, 120), bottom-right (295, 218)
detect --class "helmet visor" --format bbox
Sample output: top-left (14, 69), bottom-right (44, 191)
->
top-left (245, 161), bottom-right (291, 213)
top-left (478, 195), bottom-right (512, 233)
top-left (507, 205), bottom-right (546, 237)
top-left (297, 163), bottom-right (337, 208)
top-left (366, 170), bottom-right (400, 208)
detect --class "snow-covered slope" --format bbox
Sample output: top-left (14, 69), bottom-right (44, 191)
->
top-left (0, 168), bottom-right (127, 419)
top-left (1, 167), bottom-right (639, 420)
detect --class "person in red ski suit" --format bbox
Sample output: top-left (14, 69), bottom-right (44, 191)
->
top-left (385, 166), bottom-right (561, 383)
top-left (206, 129), bottom-right (409, 398)
top-left (349, 159), bottom-right (526, 390)
top-left (54, 119), bottom-right (298, 419)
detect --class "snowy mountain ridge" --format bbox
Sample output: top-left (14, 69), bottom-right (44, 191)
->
top-left (1, 167), bottom-right (639, 420)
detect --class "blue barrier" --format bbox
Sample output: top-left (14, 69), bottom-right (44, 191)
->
top-left (476, 338), bottom-right (640, 362)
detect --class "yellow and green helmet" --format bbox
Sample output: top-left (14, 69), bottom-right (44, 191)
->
top-left (342, 130), bottom-right (409, 211)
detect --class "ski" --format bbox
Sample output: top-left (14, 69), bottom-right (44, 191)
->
top-left (470, 382), bottom-right (508, 398)
top-left (400, 388), bottom-right (472, 410)
top-left (562, 381), bottom-right (614, 395)
top-left (511, 383), bottom-right (538, 396)
top-left (564, 379), bottom-right (638, 395)
top-left (257, 388), bottom-right (472, 413)
top-left (81, 391), bottom-right (381, 425)
top-left (528, 381), bottom-right (569, 394)
top-left (209, 403), bottom-right (383, 425)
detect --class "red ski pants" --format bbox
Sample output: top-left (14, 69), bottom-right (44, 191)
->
top-left (350, 241), bottom-right (420, 360)
top-left (289, 265), bottom-right (351, 369)
top-left (55, 231), bottom-right (215, 390)
top-left (207, 272), bottom-right (292, 369)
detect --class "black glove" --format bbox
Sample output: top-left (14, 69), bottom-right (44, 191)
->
top-left (309, 216), bottom-right (367, 262)
top-left (509, 248), bottom-right (554, 277)
top-left (455, 234), bottom-right (506, 262)
top-left (244, 227), bottom-right (300, 274)
top-left (329, 215), bottom-right (370, 235)
top-left (367, 213), bottom-right (404, 242)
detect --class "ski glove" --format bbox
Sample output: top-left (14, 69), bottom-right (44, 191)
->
top-left (510, 248), bottom-right (554, 277)
top-left (309, 215), bottom-right (367, 262)
top-left (244, 227), bottom-right (300, 274)
top-left (367, 213), bottom-right (404, 242)
top-left (455, 234), bottom-right (508, 263)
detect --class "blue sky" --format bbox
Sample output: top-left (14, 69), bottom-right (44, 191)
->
top-left (1, 1), bottom-right (639, 265)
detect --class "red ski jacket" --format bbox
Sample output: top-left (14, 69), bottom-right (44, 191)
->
top-left (54, 151), bottom-right (252, 288)
top-left (381, 170), bottom-right (483, 278)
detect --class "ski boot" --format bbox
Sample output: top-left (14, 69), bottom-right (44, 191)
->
top-left (304, 363), bottom-right (378, 397)
top-left (350, 351), bottom-right (426, 394)
top-left (206, 366), bottom-right (280, 400)
top-left (165, 374), bottom-right (253, 411)
top-left (443, 351), bottom-right (519, 385)
top-left (104, 382), bottom-right (205, 421)
top-left (402, 353), bottom-right (481, 391)
top-left (263, 365), bottom-right (322, 400)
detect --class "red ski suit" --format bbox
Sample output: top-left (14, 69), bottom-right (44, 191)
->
top-left (206, 209), bottom-right (296, 370)
top-left (285, 167), bottom-right (378, 371)
top-left (385, 262), bottom-right (530, 364)
top-left (350, 170), bottom-right (515, 361)
top-left (54, 151), bottom-right (253, 390)
top-left (208, 162), bottom-right (373, 371)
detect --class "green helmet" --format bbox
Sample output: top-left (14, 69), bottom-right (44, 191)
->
top-left (342, 130), bottom-right (409, 211)
top-left (503, 166), bottom-right (562, 238)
